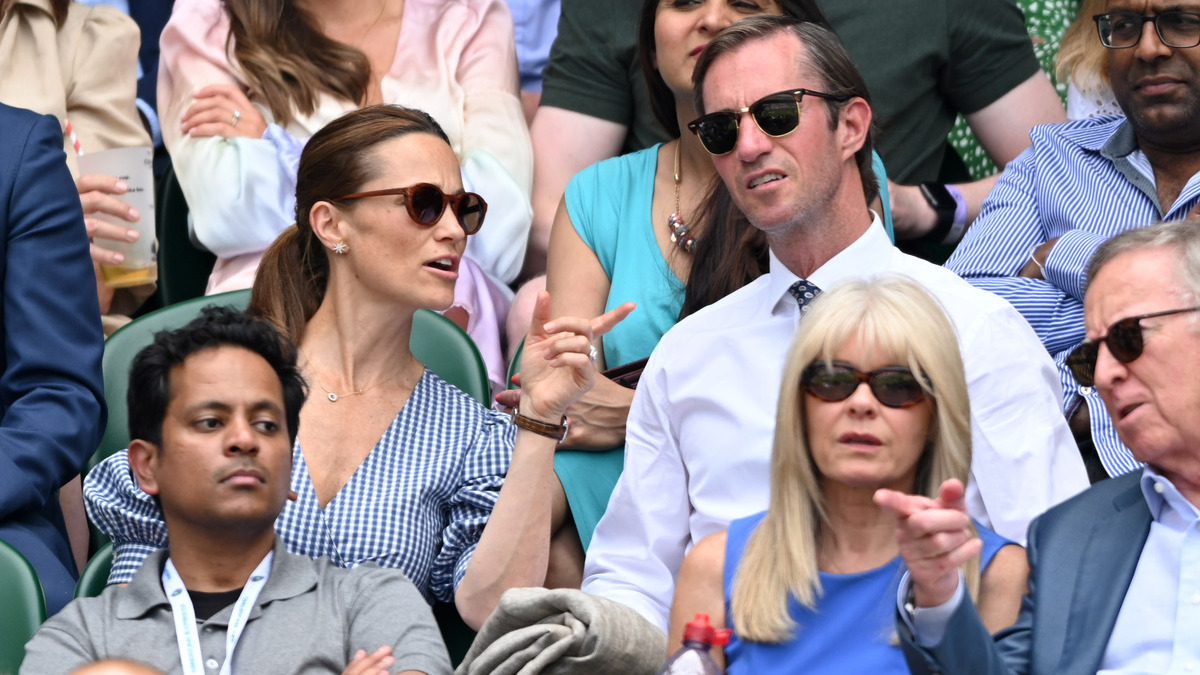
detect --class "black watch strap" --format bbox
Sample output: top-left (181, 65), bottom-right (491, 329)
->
top-left (915, 182), bottom-right (957, 244)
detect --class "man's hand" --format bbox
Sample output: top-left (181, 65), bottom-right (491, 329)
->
top-left (1018, 238), bottom-right (1058, 280)
top-left (875, 479), bottom-right (982, 608)
top-left (342, 647), bottom-right (393, 675)
top-left (888, 182), bottom-right (938, 240)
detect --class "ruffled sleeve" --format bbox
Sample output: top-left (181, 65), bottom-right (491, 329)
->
top-left (428, 407), bottom-right (516, 603)
top-left (453, 0), bottom-right (532, 284)
top-left (83, 450), bottom-right (168, 584)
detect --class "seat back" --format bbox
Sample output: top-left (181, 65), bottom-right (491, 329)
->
top-left (411, 309), bottom-right (491, 405)
top-left (0, 540), bottom-right (46, 674)
top-left (506, 338), bottom-right (524, 390)
top-left (89, 290), bottom-right (251, 475)
top-left (74, 542), bottom-right (114, 600)
top-left (155, 165), bottom-right (217, 306)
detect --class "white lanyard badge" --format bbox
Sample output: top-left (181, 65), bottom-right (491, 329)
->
top-left (162, 552), bottom-right (273, 675)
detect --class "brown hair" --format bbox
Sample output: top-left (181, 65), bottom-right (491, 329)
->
top-left (223, 0), bottom-right (371, 127)
top-left (681, 16), bottom-right (878, 318)
top-left (249, 105), bottom-right (452, 340)
top-left (692, 16), bottom-right (877, 204)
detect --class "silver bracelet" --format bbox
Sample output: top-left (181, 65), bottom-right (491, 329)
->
top-left (1028, 246), bottom-right (1046, 276)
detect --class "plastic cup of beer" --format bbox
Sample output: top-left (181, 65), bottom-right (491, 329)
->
top-left (77, 147), bottom-right (158, 288)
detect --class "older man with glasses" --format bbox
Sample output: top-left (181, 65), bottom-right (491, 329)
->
top-left (943, 0), bottom-right (1200, 483)
top-left (883, 219), bottom-right (1200, 675)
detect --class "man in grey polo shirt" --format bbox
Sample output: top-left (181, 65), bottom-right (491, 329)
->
top-left (21, 307), bottom-right (451, 675)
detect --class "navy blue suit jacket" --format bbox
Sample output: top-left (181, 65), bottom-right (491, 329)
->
top-left (900, 470), bottom-right (1151, 675)
top-left (0, 103), bottom-right (106, 615)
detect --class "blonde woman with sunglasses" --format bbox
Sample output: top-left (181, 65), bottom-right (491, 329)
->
top-left (667, 276), bottom-right (1027, 674)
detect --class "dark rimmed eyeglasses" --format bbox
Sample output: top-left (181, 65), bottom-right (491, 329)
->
top-left (334, 183), bottom-right (487, 235)
top-left (1066, 305), bottom-right (1200, 387)
top-left (687, 88), bottom-right (850, 156)
top-left (1093, 11), bottom-right (1200, 49)
top-left (801, 361), bottom-right (929, 409)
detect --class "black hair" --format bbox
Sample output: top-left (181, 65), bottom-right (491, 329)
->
top-left (636, 0), bottom-right (833, 138)
top-left (127, 306), bottom-right (308, 447)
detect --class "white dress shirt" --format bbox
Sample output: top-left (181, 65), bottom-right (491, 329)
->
top-left (581, 218), bottom-right (1089, 631)
top-left (1100, 469), bottom-right (1200, 674)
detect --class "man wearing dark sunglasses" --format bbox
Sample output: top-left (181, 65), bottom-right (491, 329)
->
top-left (888, 219), bottom-right (1200, 675)
top-left (581, 15), bottom-right (1089, 635)
top-left (943, 0), bottom-right (1200, 483)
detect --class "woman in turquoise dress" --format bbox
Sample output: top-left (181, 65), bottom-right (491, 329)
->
top-left (526, 0), bottom-right (893, 583)
top-left (667, 276), bottom-right (1027, 673)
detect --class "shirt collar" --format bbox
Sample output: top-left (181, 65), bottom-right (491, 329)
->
top-left (116, 538), bottom-right (317, 621)
top-left (1139, 466), bottom-right (1200, 527)
top-left (765, 212), bottom-right (891, 316)
top-left (5, 0), bottom-right (55, 17)
top-left (1099, 119), bottom-right (1140, 159)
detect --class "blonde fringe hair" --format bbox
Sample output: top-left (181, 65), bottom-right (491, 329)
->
top-left (729, 276), bottom-right (978, 643)
top-left (1056, 0), bottom-right (1110, 93)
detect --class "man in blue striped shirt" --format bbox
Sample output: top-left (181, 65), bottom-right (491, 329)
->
top-left (945, 2), bottom-right (1200, 481)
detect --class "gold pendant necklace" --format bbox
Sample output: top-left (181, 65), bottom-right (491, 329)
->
top-left (301, 349), bottom-right (403, 403)
top-left (666, 142), bottom-right (696, 254)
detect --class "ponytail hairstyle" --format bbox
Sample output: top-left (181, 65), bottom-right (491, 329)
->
top-left (249, 104), bottom-right (452, 340)
top-left (222, 0), bottom-right (371, 126)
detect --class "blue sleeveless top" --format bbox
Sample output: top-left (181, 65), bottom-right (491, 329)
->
top-left (722, 511), bottom-right (1011, 675)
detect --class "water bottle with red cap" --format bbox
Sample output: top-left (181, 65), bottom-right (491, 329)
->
top-left (657, 613), bottom-right (731, 675)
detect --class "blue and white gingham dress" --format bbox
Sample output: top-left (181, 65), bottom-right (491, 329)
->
top-left (84, 372), bottom-right (516, 604)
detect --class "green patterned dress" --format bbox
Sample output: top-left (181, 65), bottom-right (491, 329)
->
top-left (948, 0), bottom-right (1076, 179)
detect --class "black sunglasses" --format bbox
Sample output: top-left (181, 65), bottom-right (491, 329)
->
top-left (334, 183), bottom-right (487, 234)
top-left (1093, 11), bottom-right (1200, 49)
top-left (1066, 306), bottom-right (1200, 387)
top-left (801, 361), bottom-right (928, 409)
top-left (687, 88), bottom-right (850, 156)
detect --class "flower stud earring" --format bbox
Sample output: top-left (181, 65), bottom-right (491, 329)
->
top-left (332, 241), bottom-right (349, 255)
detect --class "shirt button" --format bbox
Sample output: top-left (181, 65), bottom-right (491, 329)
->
top-left (1079, 386), bottom-right (1093, 395)
top-left (1154, 482), bottom-right (1166, 494)
top-left (205, 659), bottom-right (219, 670)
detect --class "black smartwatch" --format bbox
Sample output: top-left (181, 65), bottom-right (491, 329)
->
top-left (917, 182), bottom-right (959, 244)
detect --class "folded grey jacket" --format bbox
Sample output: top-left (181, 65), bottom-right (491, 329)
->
top-left (456, 588), bottom-right (668, 675)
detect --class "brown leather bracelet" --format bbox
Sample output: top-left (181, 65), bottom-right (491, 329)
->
top-left (511, 407), bottom-right (570, 443)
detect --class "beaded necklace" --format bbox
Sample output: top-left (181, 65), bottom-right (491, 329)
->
top-left (666, 142), bottom-right (696, 254)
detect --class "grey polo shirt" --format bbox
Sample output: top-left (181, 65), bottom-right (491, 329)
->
top-left (20, 540), bottom-right (452, 675)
